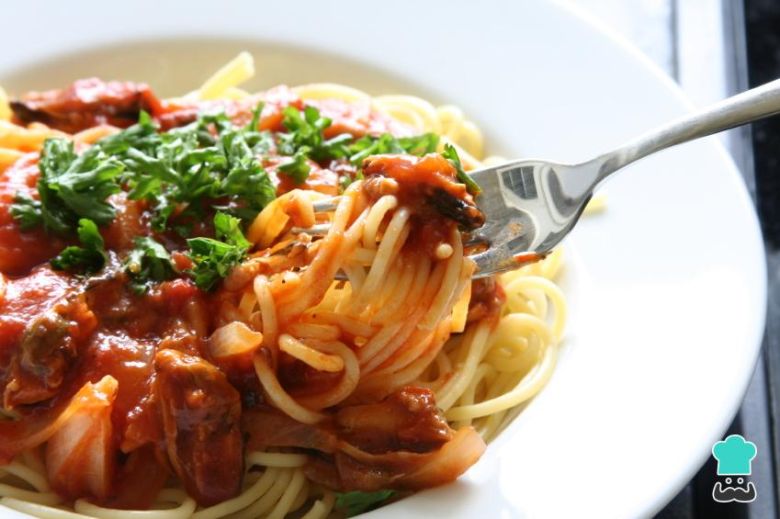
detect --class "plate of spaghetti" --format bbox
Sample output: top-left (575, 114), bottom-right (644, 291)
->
top-left (0, 2), bottom-right (767, 518)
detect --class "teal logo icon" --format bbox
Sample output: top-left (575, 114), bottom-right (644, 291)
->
top-left (713, 435), bottom-right (757, 475)
top-left (711, 434), bottom-right (757, 503)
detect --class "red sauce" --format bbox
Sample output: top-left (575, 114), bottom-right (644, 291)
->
top-left (11, 78), bottom-right (164, 133)
top-left (0, 267), bottom-right (73, 359)
top-left (514, 251), bottom-right (545, 264)
top-left (266, 156), bottom-right (341, 196)
top-left (257, 85), bottom-right (306, 131)
top-left (154, 85), bottom-right (305, 133)
top-left (468, 278), bottom-right (506, 323)
top-left (0, 78), bottom-right (488, 508)
top-left (0, 155), bottom-right (67, 274)
top-left (101, 194), bottom-right (149, 252)
top-left (362, 154), bottom-right (485, 257)
top-left (363, 154), bottom-right (467, 203)
top-left (277, 352), bottom-right (343, 398)
top-left (309, 98), bottom-right (410, 138)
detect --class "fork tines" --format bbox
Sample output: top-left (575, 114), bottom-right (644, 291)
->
top-left (312, 197), bottom-right (340, 213)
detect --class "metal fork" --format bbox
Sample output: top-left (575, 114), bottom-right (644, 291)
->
top-left (309, 78), bottom-right (780, 278)
top-left (466, 77), bottom-right (780, 278)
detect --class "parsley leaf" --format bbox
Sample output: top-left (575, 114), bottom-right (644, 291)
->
top-left (269, 104), bottom-right (441, 187)
top-left (277, 105), bottom-right (354, 167)
top-left (347, 132), bottom-right (439, 164)
top-left (219, 126), bottom-right (277, 211)
top-left (441, 143), bottom-right (481, 195)
top-left (186, 212), bottom-right (250, 291)
top-left (214, 210), bottom-right (250, 249)
top-left (397, 133), bottom-right (440, 156)
top-left (244, 102), bottom-right (264, 132)
top-left (277, 146), bottom-right (312, 183)
top-left (316, 132), bottom-right (354, 161)
top-left (113, 107), bottom-right (275, 228)
top-left (10, 193), bottom-right (42, 230)
top-left (99, 111), bottom-right (160, 155)
top-left (335, 490), bottom-right (397, 517)
top-left (278, 106), bottom-right (331, 155)
top-left (50, 218), bottom-right (107, 273)
top-left (125, 236), bottom-right (178, 293)
top-left (11, 139), bottom-right (124, 235)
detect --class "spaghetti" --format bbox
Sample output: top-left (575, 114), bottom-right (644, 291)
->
top-left (0, 53), bottom-right (566, 518)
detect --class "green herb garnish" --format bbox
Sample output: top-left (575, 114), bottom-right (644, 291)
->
top-left (10, 193), bottom-right (43, 230)
top-left (277, 146), bottom-right (312, 183)
top-left (348, 132), bottom-right (439, 164)
top-left (442, 143), bottom-right (481, 195)
top-left (11, 107), bottom-right (277, 239)
top-left (50, 218), bottom-right (107, 273)
top-left (275, 115), bottom-right (441, 188)
top-left (9, 99), bottom-right (461, 292)
top-left (125, 236), bottom-right (178, 293)
top-left (118, 109), bottom-right (276, 228)
top-left (186, 212), bottom-right (250, 291)
top-left (11, 139), bottom-right (124, 235)
top-left (335, 490), bottom-right (397, 517)
top-left (278, 106), bottom-right (334, 157)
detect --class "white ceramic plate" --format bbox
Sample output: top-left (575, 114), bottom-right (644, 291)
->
top-left (0, 1), bottom-right (766, 518)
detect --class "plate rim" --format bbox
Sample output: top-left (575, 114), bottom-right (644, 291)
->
top-left (0, 1), bottom-right (768, 518)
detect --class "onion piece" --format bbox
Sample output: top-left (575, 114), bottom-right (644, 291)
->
top-left (209, 322), bottom-right (263, 359)
top-left (0, 376), bottom-right (117, 464)
top-left (46, 376), bottom-right (118, 500)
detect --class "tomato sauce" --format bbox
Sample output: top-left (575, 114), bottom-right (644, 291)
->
top-left (0, 154), bottom-right (67, 274)
top-left (11, 78), bottom-right (164, 134)
top-left (0, 267), bottom-right (76, 381)
top-left (362, 154), bottom-right (484, 257)
top-left (0, 77), bottom-right (487, 508)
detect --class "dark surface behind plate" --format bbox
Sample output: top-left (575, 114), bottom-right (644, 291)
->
top-left (745, 0), bottom-right (780, 518)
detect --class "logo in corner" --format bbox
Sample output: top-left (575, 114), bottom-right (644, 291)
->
top-left (711, 434), bottom-right (758, 504)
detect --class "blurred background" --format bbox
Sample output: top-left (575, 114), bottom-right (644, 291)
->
top-left (573, 1), bottom-right (778, 517)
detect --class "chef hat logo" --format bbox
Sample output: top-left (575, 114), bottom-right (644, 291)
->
top-left (712, 434), bottom-right (757, 476)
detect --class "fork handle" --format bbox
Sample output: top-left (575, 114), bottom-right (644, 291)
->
top-left (594, 77), bottom-right (780, 179)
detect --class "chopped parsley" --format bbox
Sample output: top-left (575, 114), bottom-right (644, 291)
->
top-left (125, 236), bottom-right (178, 293)
top-left (277, 146), bottom-right (312, 183)
top-left (116, 109), bottom-right (276, 228)
top-left (278, 106), bottom-right (336, 159)
top-left (50, 218), bottom-right (107, 273)
top-left (186, 212), bottom-right (250, 291)
top-left (335, 490), bottom-right (397, 517)
top-left (12, 139), bottom-right (123, 235)
top-left (9, 193), bottom-right (42, 230)
top-left (275, 106), bottom-right (346, 184)
top-left (11, 108), bottom-right (277, 236)
top-left (8, 100), bottom-right (475, 291)
top-left (348, 132), bottom-right (439, 164)
top-left (274, 106), bottom-right (440, 183)
top-left (441, 143), bottom-right (481, 195)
